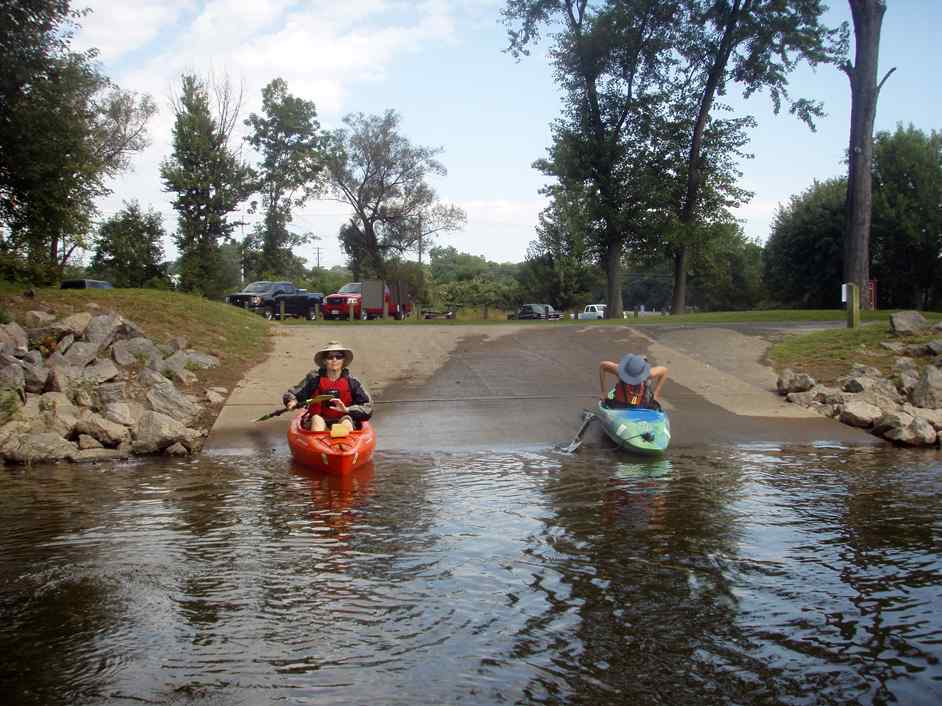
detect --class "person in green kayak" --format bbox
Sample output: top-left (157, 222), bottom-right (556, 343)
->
top-left (599, 353), bottom-right (668, 410)
top-left (283, 340), bottom-right (373, 433)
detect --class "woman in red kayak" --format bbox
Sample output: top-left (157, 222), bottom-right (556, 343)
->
top-left (283, 340), bottom-right (373, 433)
top-left (599, 353), bottom-right (668, 410)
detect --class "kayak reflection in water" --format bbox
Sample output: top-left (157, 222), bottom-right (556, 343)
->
top-left (282, 340), bottom-right (373, 434)
top-left (599, 353), bottom-right (668, 409)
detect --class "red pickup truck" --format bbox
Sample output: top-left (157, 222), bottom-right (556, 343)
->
top-left (321, 282), bottom-right (412, 320)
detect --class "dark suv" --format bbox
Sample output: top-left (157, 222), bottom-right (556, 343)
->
top-left (515, 303), bottom-right (546, 320)
top-left (542, 304), bottom-right (562, 320)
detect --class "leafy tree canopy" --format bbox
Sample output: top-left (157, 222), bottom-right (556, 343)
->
top-left (90, 201), bottom-right (168, 288)
top-left (325, 110), bottom-right (466, 278)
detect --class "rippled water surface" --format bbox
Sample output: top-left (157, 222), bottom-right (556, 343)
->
top-left (2, 445), bottom-right (941, 705)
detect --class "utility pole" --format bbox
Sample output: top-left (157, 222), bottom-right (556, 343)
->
top-left (312, 246), bottom-right (322, 272)
top-left (417, 214), bottom-right (424, 266)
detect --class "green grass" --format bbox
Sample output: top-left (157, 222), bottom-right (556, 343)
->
top-left (769, 318), bottom-right (941, 384)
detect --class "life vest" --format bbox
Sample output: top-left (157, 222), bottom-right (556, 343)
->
top-left (308, 374), bottom-right (353, 421)
top-left (613, 380), bottom-right (651, 408)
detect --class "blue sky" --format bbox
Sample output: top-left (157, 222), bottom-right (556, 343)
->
top-left (74, 1), bottom-right (942, 271)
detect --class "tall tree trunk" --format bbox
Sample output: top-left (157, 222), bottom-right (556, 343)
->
top-left (843, 0), bottom-right (890, 310)
top-left (605, 237), bottom-right (623, 319)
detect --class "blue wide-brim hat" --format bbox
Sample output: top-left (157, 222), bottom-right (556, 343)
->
top-left (617, 353), bottom-right (650, 385)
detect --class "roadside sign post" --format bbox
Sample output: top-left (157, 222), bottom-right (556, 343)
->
top-left (843, 283), bottom-right (860, 329)
top-left (279, 300), bottom-right (286, 320)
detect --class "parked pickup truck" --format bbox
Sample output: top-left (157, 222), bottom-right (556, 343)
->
top-left (226, 281), bottom-right (324, 320)
top-left (322, 282), bottom-right (413, 320)
top-left (576, 304), bottom-right (607, 320)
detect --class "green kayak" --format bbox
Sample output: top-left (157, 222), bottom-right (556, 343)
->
top-left (596, 402), bottom-right (671, 455)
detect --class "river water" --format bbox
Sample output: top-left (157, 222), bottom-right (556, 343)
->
top-left (1, 444), bottom-right (941, 705)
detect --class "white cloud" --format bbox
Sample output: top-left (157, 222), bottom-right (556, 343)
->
top-left (75, 1), bottom-right (192, 63)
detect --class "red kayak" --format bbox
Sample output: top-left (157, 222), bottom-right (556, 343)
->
top-left (287, 414), bottom-right (376, 474)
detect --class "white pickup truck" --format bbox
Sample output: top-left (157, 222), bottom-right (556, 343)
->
top-left (576, 304), bottom-right (607, 320)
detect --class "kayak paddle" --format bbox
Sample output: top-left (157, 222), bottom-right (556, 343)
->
top-left (559, 410), bottom-right (596, 453)
top-left (254, 395), bottom-right (332, 422)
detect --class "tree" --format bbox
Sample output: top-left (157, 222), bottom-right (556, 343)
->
top-left (763, 178), bottom-right (846, 308)
top-left (841, 0), bottom-right (892, 307)
top-left (429, 245), bottom-right (490, 284)
top-left (160, 73), bottom-right (254, 299)
top-left (520, 193), bottom-right (597, 310)
top-left (666, 0), bottom-right (846, 314)
top-left (244, 78), bottom-right (326, 277)
top-left (324, 110), bottom-right (465, 278)
top-left (0, 1), bottom-right (155, 280)
top-left (90, 202), bottom-right (167, 287)
top-left (685, 221), bottom-right (765, 310)
top-left (871, 125), bottom-right (942, 310)
top-left (505, 0), bottom-right (682, 319)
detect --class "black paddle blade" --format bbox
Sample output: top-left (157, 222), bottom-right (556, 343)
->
top-left (558, 412), bottom-right (596, 453)
top-left (254, 408), bottom-right (287, 422)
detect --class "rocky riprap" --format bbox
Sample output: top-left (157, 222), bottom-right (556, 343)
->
top-left (777, 311), bottom-right (942, 448)
top-left (0, 309), bottom-right (227, 464)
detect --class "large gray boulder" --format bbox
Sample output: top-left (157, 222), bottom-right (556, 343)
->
top-left (885, 418), bottom-right (938, 447)
top-left (137, 368), bottom-right (169, 388)
top-left (38, 404), bottom-right (81, 438)
top-left (112, 337), bottom-right (163, 368)
top-left (96, 382), bottom-right (127, 405)
top-left (0, 419), bottom-right (31, 454)
top-left (50, 312), bottom-right (93, 338)
top-left (873, 411), bottom-right (914, 437)
top-left (56, 333), bottom-right (74, 353)
top-left (84, 313), bottom-right (125, 350)
top-left (907, 406), bottom-right (942, 431)
top-left (23, 310), bottom-right (55, 328)
top-left (4, 432), bottom-right (77, 463)
top-left (17, 358), bottom-right (49, 393)
top-left (82, 359), bottom-right (120, 384)
top-left (777, 368), bottom-right (816, 395)
top-left (63, 341), bottom-right (100, 368)
top-left (102, 401), bottom-right (145, 427)
top-left (890, 310), bottom-right (930, 336)
top-left (910, 366), bottom-right (942, 409)
top-left (74, 409), bottom-right (131, 447)
top-left (146, 383), bottom-right (201, 426)
top-left (0, 354), bottom-right (25, 395)
top-left (44, 364), bottom-right (79, 394)
top-left (0, 321), bottom-right (29, 356)
top-left (839, 400), bottom-right (884, 428)
top-left (132, 411), bottom-right (200, 454)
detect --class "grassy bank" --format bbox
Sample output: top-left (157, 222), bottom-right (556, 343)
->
top-left (0, 284), bottom-right (271, 391)
top-left (769, 315), bottom-right (942, 384)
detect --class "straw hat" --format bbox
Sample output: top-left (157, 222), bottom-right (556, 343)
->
top-left (314, 340), bottom-right (354, 368)
top-left (617, 353), bottom-right (650, 385)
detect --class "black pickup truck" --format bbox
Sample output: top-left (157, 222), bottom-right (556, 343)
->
top-left (225, 281), bottom-right (325, 320)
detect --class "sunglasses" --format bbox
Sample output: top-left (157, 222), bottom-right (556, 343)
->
top-left (324, 353), bottom-right (346, 361)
